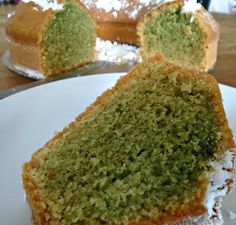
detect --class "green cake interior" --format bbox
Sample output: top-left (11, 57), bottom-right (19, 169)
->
top-left (141, 6), bottom-right (206, 70)
top-left (41, 2), bottom-right (95, 76)
top-left (33, 63), bottom-right (221, 225)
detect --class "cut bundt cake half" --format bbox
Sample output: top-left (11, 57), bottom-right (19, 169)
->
top-left (23, 56), bottom-right (235, 225)
top-left (137, 0), bottom-right (220, 72)
top-left (5, 0), bottom-right (96, 78)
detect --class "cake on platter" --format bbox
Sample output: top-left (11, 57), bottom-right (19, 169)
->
top-left (80, 0), bottom-right (163, 45)
top-left (81, 0), bottom-right (220, 72)
top-left (5, 0), bottom-right (96, 78)
top-left (137, 0), bottom-right (220, 71)
top-left (23, 56), bottom-right (235, 225)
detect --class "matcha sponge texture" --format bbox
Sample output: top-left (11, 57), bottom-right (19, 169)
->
top-left (137, 0), bottom-right (220, 72)
top-left (41, 0), bottom-right (96, 76)
top-left (23, 57), bottom-right (234, 225)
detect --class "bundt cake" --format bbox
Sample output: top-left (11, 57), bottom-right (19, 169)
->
top-left (5, 0), bottom-right (96, 78)
top-left (137, 0), bottom-right (220, 71)
top-left (22, 56), bottom-right (235, 225)
top-left (80, 0), bottom-right (163, 45)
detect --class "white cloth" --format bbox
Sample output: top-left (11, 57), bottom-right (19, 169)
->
top-left (209, 0), bottom-right (236, 13)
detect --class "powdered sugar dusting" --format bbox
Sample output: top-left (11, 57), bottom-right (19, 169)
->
top-left (182, 0), bottom-right (201, 13)
top-left (178, 149), bottom-right (235, 225)
top-left (22, 0), bottom-right (64, 11)
top-left (93, 0), bottom-right (123, 12)
top-left (204, 150), bottom-right (235, 222)
top-left (81, 0), bottom-right (164, 19)
top-left (95, 38), bottom-right (141, 64)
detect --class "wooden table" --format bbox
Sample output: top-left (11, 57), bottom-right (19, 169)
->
top-left (0, 5), bottom-right (236, 91)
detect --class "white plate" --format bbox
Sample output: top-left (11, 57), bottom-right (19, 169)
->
top-left (0, 73), bottom-right (235, 225)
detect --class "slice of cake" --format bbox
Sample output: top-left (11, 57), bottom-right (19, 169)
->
top-left (23, 56), bottom-right (235, 225)
top-left (137, 0), bottom-right (220, 71)
top-left (5, 0), bottom-right (96, 78)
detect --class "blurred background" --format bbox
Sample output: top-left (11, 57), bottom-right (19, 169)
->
top-left (209, 0), bottom-right (236, 13)
top-left (0, 0), bottom-right (236, 14)
top-left (0, 0), bottom-right (235, 92)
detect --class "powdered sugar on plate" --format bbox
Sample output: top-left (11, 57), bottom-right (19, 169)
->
top-left (95, 38), bottom-right (141, 64)
top-left (82, 0), bottom-right (123, 13)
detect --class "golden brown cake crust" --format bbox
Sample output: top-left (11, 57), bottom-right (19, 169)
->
top-left (7, 39), bottom-right (44, 72)
top-left (5, 2), bottom-right (54, 45)
top-left (137, 0), bottom-right (220, 71)
top-left (96, 21), bottom-right (138, 45)
top-left (5, 0), bottom-right (90, 46)
top-left (22, 56), bottom-right (235, 225)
